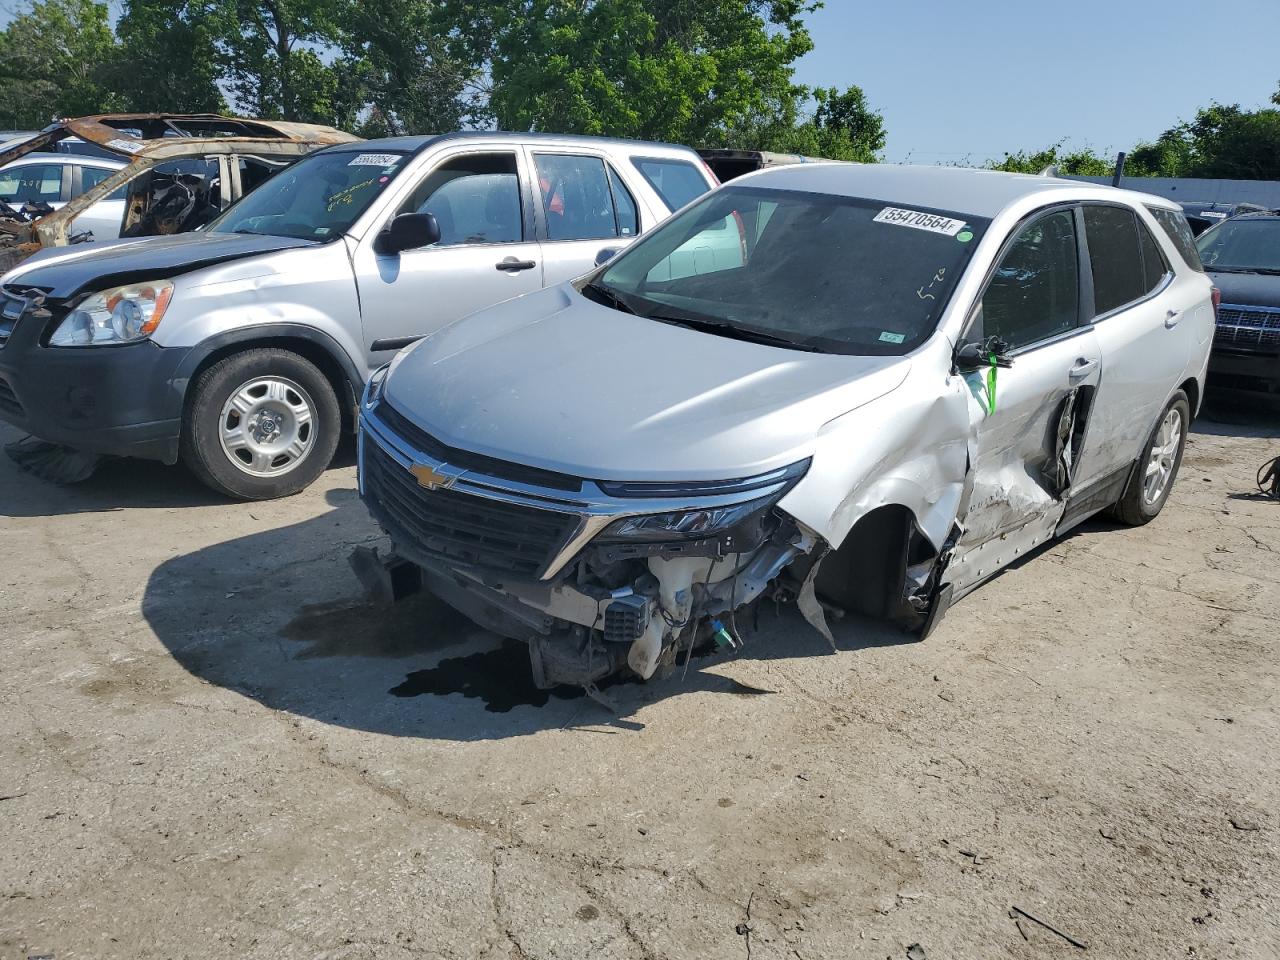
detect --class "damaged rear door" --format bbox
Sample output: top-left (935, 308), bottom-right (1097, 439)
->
top-left (947, 204), bottom-right (1101, 596)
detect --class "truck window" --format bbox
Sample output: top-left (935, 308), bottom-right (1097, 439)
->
top-left (631, 157), bottom-right (711, 211)
top-left (534, 153), bottom-right (635, 242)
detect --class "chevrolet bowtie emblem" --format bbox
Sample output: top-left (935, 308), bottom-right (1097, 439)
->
top-left (410, 463), bottom-right (455, 490)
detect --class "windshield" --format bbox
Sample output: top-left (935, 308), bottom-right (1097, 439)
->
top-left (596, 186), bottom-right (989, 355)
top-left (208, 149), bottom-right (411, 241)
top-left (1196, 218), bottom-right (1280, 273)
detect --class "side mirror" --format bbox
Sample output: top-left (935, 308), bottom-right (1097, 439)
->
top-left (955, 335), bottom-right (1013, 371)
top-left (594, 247), bottom-right (621, 267)
top-left (376, 212), bottom-right (441, 255)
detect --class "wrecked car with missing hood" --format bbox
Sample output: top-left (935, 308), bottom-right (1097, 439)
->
top-left (357, 164), bottom-right (1214, 690)
top-left (0, 114), bottom-right (357, 273)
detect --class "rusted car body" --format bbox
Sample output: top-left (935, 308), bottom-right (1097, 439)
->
top-left (0, 114), bottom-right (358, 272)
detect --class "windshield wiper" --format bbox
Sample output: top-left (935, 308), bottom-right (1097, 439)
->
top-left (581, 280), bottom-right (638, 315)
top-left (645, 310), bottom-right (827, 353)
top-left (1207, 265), bottom-right (1280, 275)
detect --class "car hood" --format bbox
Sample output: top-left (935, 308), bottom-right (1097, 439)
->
top-left (3, 232), bottom-right (317, 299)
top-left (382, 284), bottom-right (912, 481)
top-left (1208, 270), bottom-right (1280, 309)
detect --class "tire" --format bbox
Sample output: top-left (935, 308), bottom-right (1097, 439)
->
top-left (1110, 390), bottom-right (1190, 526)
top-left (180, 347), bottom-right (341, 500)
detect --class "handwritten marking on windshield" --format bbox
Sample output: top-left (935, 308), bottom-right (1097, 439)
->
top-left (326, 179), bottom-right (375, 213)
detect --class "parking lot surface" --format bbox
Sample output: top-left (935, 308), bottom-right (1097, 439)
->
top-left (2, 416), bottom-right (1278, 960)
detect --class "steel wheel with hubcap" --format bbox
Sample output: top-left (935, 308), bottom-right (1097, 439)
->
top-left (182, 347), bottom-right (342, 500)
top-left (219, 376), bottom-right (317, 478)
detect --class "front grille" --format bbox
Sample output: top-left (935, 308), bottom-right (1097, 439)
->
top-left (375, 400), bottom-right (583, 492)
top-left (363, 437), bottom-right (579, 578)
top-left (1216, 304), bottom-right (1280, 352)
top-left (0, 376), bottom-right (23, 417)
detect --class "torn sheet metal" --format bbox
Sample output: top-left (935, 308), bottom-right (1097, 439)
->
top-left (0, 114), bottom-right (359, 265)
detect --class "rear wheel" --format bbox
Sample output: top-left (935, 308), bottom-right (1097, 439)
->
top-left (181, 348), bottom-right (341, 500)
top-left (1110, 390), bottom-right (1190, 526)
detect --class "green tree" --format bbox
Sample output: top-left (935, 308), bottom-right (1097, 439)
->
top-left (219, 0), bottom-right (346, 121)
top-left (732, 84), bottom-right (885, 160)
top-left (987, 141), bottom-right (1116, 176)
top-left (338, 0), bottom-right (482, 136)
top-left (437, 0), bottom-right (820, 145)
top-left (111, 0), bottom-right (227, 113)
top-left (0, 0), bottom-right (121, 129)
top-left (1130, 102), bottom-right (1280, 180)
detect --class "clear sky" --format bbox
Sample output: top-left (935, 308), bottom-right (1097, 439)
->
top-left (792, 0), bottom-right (1280, 164)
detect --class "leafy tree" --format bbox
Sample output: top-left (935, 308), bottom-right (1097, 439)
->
top-left (337, 0), bottom-right (482, 136)
top-left (219, 0), bottom-right (346, 122)
top-left (987, 141), bottom-right (1117, 177)
top-left (1130, 102), bottom-right (1280, 180)
top-left (111, 0), bottom-right (227, 114)
top-left (0, 0), bottom-right (121, 129)
top-left (437, 0), bottom-right (821, 145)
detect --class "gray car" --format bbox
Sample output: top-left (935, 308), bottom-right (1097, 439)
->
top-left (0, 151), bottom-right (128, 241)
top-left (358, 164), bottom-right (1215, 689)
top-left (0, 132), bottom-right (714, 498)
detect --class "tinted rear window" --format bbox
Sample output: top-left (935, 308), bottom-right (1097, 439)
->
top-left (1138, 218), bottom-right (1169, 291)
top-left (1148, 206), bottom-right (1205, 272)
top-left (631, 157), bottom-right (711, 211)
top-left (1083, 206), bottom-right (1146, 316)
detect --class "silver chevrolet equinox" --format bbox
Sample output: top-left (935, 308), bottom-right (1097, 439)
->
top-left (358, 163), bottom-right (1215, 689)
top-left (0, 133), bottom-right (713, 498)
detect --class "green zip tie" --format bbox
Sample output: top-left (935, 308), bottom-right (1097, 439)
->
top-left (986, 352), bottom-right (998, 415)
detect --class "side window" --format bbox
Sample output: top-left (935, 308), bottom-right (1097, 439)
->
top-left (607, 166), bottom-right (638, 238)
top-left (237, 156), bottom-right (287, 197)
top-left (1083, 206), bottom-right (1146, 316)
top-left (534, 153), bottom-right (626, 242)
top-left (0, 163), bottom-right (65, 204)
top-left (1147, 206), bottom-right (1205, 273)
top-left (631, 157), bottom-right (712, 211)
top-left (979, 209), bottom-right (1080, 349)
top-left (80, 165), bottom-right (127, 202)
top-left (1138, 218), bottom-right (1170, 293)
top-left (400, 152), bottom-right (523, 246)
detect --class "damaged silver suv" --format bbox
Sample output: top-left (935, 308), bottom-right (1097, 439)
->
top-left (357, 164), bottom-right (1214, 689)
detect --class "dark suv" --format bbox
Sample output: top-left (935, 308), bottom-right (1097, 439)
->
top-left (1197, 212), bottom-right (1280, 402)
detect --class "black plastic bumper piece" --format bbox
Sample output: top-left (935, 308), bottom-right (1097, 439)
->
top-left (0, 314), bottom-right (190, 463)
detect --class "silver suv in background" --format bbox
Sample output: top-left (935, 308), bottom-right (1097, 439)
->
top-left (0, 133), bottom-right (715, 499)
top-left (358, 164), bottom-right (1213, 689)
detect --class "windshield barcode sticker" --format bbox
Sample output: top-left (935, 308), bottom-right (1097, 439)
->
top-left (106, 138), bottom-right (144, 154)
top-left (873, 207), bottom-right (966, 236)
top-left (348, 153), bottom-right (401, 167)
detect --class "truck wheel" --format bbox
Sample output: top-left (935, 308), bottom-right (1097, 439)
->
top-left (181, 348), bottom-right (341, 500)
top-left (1110, 390), bottom-right (1190, 526)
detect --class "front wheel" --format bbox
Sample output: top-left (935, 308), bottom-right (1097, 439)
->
top-left (1110, 390), bottom-right (1190, 526)
top-left (181, 348), bottom-right (341, 500)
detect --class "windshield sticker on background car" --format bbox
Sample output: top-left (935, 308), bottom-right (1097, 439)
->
top-left (873, 207), bottom-right (967, 237)
top-left (347, 153), bottom-right (402, 167)
top-left (105, 138), bottom-right (144, 155)
top-left (878, 331), bottom-right (906, 344)
top-left (956, 229), bottom-right (974, 243)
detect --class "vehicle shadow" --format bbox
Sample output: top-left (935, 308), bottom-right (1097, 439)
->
top-left (0, 425), bottom-right (358, 517)
top-left (1195, 398), bottom-right (1280, 437)
top-left (141, 488), bottom-right (911, 741)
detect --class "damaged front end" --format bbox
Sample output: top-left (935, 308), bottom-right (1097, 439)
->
top-left (357, 396), bottom-right (823, 689)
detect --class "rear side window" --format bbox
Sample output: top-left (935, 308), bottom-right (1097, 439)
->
top-left (1148, 206), bottom-right (1204, 272)
top-left (80, 165), bottom-right (127, 202)
top-left (1138, 219), bottom-right (1169, 291)
top-left (1083, 206), bottom-right (1147, 316)
top-left (631, 157), bottom-right (711, 211)
top-left (534, 153), bottom-right (633, 242)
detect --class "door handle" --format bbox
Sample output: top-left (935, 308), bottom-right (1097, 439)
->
top-left (1068, 357), bottom-right (1098, 380)
top-left (1165, 309), bottom-right (1181, 329)
top-left (496, 257), bottom-right (537, 272)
